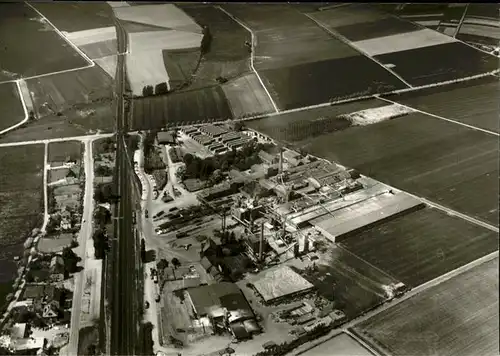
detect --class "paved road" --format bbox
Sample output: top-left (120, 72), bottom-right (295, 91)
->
top-left (67, 140), bottom-right (95, 356)
top-left (109, 14), bottom-right (138, 356)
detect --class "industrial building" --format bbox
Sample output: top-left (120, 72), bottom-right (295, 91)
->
top-left (253, 265), bottom-right (315, 303)
top-left (156, 131), bottom-right (176, 145)
top-left (200, 125), bottom-right (228, 138)
top-left (258, 150), bottom-right (279, 165)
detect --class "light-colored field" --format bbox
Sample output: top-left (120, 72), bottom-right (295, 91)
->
top-left (459, 23), bottom-right (500, 40)
top-left (303, 332), bottom-right (374, 356)
top-left (114, 4), bottom-right (202, 33)
top-left (37, 234), bottom-right (74, 254)
top-left (343, 104), bottom-right (414, 126)
top-left (107, 1), bottom-right (129, 8)
top-left (356, 258), bottom-right (499, 356)
top-left (308, 6), bottom-right (390, 29)
top-left (353, 28), bottom-right (458, 56)
top-left (80, 39), bottom-right (117, 59)
top-left (126, 49), bottom-right (170, 95)
top-left (222, 73), bottom-right (275, 118)
top-left (65, 27), bottom-right (116, 47)
top-left (94, 55), bottom-right (118, 79)
top-left (128, 30), bottom-right (203, 52)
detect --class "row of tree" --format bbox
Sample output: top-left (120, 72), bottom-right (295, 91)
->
top-left (93, 206), bottom-right (111, 260)
top-left (141, 82), bottom-right (169, 97)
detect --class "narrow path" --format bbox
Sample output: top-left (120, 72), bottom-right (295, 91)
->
top-left (0, 133), bottom-right (114, 147)
top-left (454, 4), bottom-right (470, 37)
top-left (0, 80), bottom-right (29, 136)
top-left (216, 5), bottom-right (280, 113)
top-left (302, 12), bottom-right (414, 88)
top-left (378, 96), bottom-right (500, 137)
top-left (67, 139), bottom-right (95, 356)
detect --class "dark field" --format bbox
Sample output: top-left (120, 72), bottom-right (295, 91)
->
top-left (0, 82), bottom-right (24, 131)
top-left (0, 145), bottom-right (44, 305)
top-left (296, 244), bottom-right (399, 319)
top-left (375, 42), bottom-right (498, 87)
top-left (334, 16), bottom-right (419, 42)
top-left (292, 112), bottom-right (499, 226)
top-left (163, 48), bottom-right (201, 90)
top-left (307, 5), bottom-right (389, 30)
top-left (387, 76), bottom-right (500, 132)
top-left (0, 3), bottom-right (88, 81)
top-left (466, 3), bottom-right (499, 19)
top-left (457, 32), bottom-right (500, 47)
top-left (260, 56), bottom-right (407, 110)
top-left (131, 86), bottom-right (233, 130)
top-left (355, 257), bottom-right (499, 356)
top-left (341, 208), bottom-right (498, 287)
top-left (27, 65), bottom-right (113, 118)
top-left (246, 99), bottom-right (385, 143)
top-left (33, 2), bottom-right (114, 32)
top-left (48, 141), bottom-right (83, 163)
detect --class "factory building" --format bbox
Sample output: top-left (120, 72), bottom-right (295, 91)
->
top-left (199, 125), bottom-right (228, 138)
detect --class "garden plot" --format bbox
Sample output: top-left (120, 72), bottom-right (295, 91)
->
top-left (114, 4), bottom-right (202, 33)
top-left (126, 50), bottom-right (170, 96)
top-left (65, 27), bottom-right (117, 59)
top-left (222, 73), bottom-right (275, 119)
top-left (0, 82), bottom-right (25, 132)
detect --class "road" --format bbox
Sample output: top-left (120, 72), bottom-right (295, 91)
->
top-left (0, 133), bottom-right (114, 148)
top-left (109, 14), bottom-right (138, 356)
top-left (66, 139), bottom-right (95, 356)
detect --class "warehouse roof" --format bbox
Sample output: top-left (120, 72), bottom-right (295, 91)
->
top-left (253, 266), bottom-right (314, 302)
top-left (157, 131), bottom-right (176, 144)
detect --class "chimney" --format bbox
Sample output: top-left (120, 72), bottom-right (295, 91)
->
top-left (293, 242), bottom-right (300, 257)
top-left (279, 146), bottom-right (283, 175)
top-left (304, 233), bottom-right (310, 254)
top-left (259, 222), bottom-right (264, 261)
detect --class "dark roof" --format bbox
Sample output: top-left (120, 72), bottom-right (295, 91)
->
top-left (187, 282), bottom-right (252, 317)
top-left (157, 131), bottom-right (176, 143)
top-left (230, 321), bottom-right (250, 339)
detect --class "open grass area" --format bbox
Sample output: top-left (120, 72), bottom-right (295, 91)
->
top-left (131, 86), bottom-right (233, 130)
top-left (33, 2), bottom-right (114, 32)
top-left (0, 3), bottom-right (88, 81)
top-left (388, 76), bottom-right (500, 133)
top-left (0, 82), bottom-right (24, 132)
top-left (293, 111), bottom-right (499, 226)
top-left (355, 257), bottom-right (499, 356)
top-left (0, 145), bottom-right (44, 304)
top-left (48, 141), bottom-right (83, 163)
top-left (341, 208), bottom-right (498, 287)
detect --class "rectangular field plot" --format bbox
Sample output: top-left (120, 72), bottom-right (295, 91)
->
top-left (340, 208), bottom-right (498, 287)
top-left (389, 76), bottom-right (500, 132)
top-left (131, 86), bottom-right (233, 130)
top-left (333, 16), bottom-right (419, 42)
top-left (260, 56), bottom-right (407, 110)
top-left (33, 2), bottom-right (114, 32)
top-left (354, 257), bottom-right (499, 356)
top-left (303, 332), bottom-right (374, 356)
top-left (375, 42), bottom-right (498, 86)
top-left (222, 73), bottom-right (275, 119)
top-left (48, 141), bottom-right (82, 163)
top-left (163, 49), bottom-right (201, 90)
top-left (0, 3), bottom-right (89, 81)
top-left (246, 99), bottom-right (385, 143)
top-left (307, 5), bottom-right (390, 29)
top-left (294, 112), bottom-right (499, 226)
top-left (0, 82), bottom-right (24, 132)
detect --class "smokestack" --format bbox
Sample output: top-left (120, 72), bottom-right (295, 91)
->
top-left (259, 222), bottom-right (264, 261)
top-left (304, 233), bottom-right (310, 254)
top-left (279, 146), bottom-right (283, 175)
top-left (293, 242), bottom-right (299, 257)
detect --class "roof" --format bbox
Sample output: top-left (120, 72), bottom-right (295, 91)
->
top-left (11, 337), bottom-right (45, 351)
top-left (157, 131), bottom-right (175, 143)
top-left (258, 150), bottom-right (277, 162)
top-left (10, 324), bottom-right (27, 339)
top-left (201, 125), bottom-right (227, 136)
top-left (283, 150), bottom-right (301, 161)
top-left (230, 321), bottom-right (250, 339)
top-left (253, 266), bottom-right (314, 302)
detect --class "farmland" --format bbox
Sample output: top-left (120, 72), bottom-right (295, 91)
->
top-left (333, 16), bottom-right (419, 42)
top-left (221, 73), bottom-right (275, 119)
top-left (388, 76), bottom-right (500, 132)
top-left (126, 50), bottom-right (172, 96)
top-left (246, 98), bottom-right (385, 143)
top-left (304, 332), bottom-right (374, 356)
top-left (0, 145), bottom-right (45, 307)
top-left (67, 27), bottom-right (117, 59)
top-left (0, 82), bottom-right (24, 132)
top-left (457, 4), bottom-right (500, 47)
top-left (32, 2), bottom-right (114, 32)
top-left (27, 65), bottom-right (113, 119)
top-left (354, 257), bottom-right (499, 356)
top-left (375, 42), bottom-right (499, 86)
top-left (306, 4), bottom-right (390, 29)
top-left (340, 208), bottom-right (498, 287)
top-left (0, 3), bottom-right (89, 81)
top-left (48, 141), bottom-right (82, 163)
top-left (162, 49), bottom-right (201, 90)
top-left (131, 86), bottom-right (233, 129)
top-left (292, 111), bottom-right (499, 226)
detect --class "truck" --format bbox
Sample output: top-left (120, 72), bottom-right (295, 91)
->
top-left (145, 209), bottom-right (149, 218)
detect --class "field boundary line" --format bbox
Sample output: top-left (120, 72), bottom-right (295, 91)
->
top-left (454, 3), bottom-right (470, 38)
top-left (215, 5), bottom-right (280, 113)
top-left (343, 329), bottom-right (385, 356)
top-left (0, 80), bottom-right (29, 136)
top-left (42, 142), bottom-right (49, 230)
top-left (0, 133), bottom-right (114, 148)
top-left (377, 96), bottom-right (500, 137)
top-left (25, 2), bottom-right (95, 66)
top-left (302, 12), bottom-right (414, 89)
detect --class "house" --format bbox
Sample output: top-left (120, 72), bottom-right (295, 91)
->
top-left (9, 337), bottom-right (46, 355)
top-left (157, 131), bottom-right (176, 145)
top-left (282, 150), bottom-right (302, 167)
top-left (60, 210), bottom-right (72, 231)
top-left (258, 150), bottom-right (279, 165)
top-left (49, 256), bottom-right (64, 274)
top-left (10, 323), bottom-right (28, 339)
top-left (42, 301), bottom-right (59, 321)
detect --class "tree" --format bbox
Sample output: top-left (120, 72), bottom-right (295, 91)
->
top-left (141, 239), bottom-right (146, 262)
top-left (154, 82), bottom-right (169, 95)
top-left (200, 26), bottom-right (212, 54)
top-left (233, 121), bottom-right (244, 131)
top-left (142, 85), bottom-right (154, 97)
top-left (157, 258), bottom-right (168, 270)
top-left (62, 247), bottom-right (80, 274)
top-left (28, 110), bottom-right (36, 121)
top-left (171, 258), bottom-right (181, 269)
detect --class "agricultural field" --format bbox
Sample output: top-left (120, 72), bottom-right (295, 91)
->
top-left (246, 98), bottom-right (385, 143)
top-left (94, 55), bottom-right (118, 80)
top-left (221, 73), bottom-right (275, 119)
top-left (66, 27), bottom-right (117, 59)
top-left (388, 75), bottom-right (500, 132)
top-left (0, 82), bottom-right (24, 132)
top-left (354, 257), bottom-right (499, 356)
top-left (48, 141), bottom-right (83, 163)
top-left (126, 49), bottom-right (172, 96)
top-left (32, 2), bottom-right (114, 32)
top-left (303, 332), bottom-right (374, 356)
top-left (26, 65), bottom-right (113, 119)
top-left (340, 208), bottom-right (498, 287)
top-left (291, 111), bottom-right (499, 226)
top-left (0, 3), bottom-right (89, 81)
top-left (131, 86), bottom-right (233, 129)
top-left (457, 4), bottom-right (500, 47)
top-left (375, 41), bottom-right (498, 86)
top-left (0, 145), bottom-right (45, 306)
top-left (162, 49), bottom-right (201, 90)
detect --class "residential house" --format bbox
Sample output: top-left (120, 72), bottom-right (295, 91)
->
top-left (42, 301), bottom-right (59, 322)
top-left (9, 337), bottom-right (46, 355)
top-left (10, 323), bottom-right (28, 339)
top-left (60, 210), bottom-right (72, 231)
top-left (49, 256), bottom-right (64, 274)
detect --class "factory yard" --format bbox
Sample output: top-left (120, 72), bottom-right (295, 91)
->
top-left (355, 257), bottom-right (499, 356)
